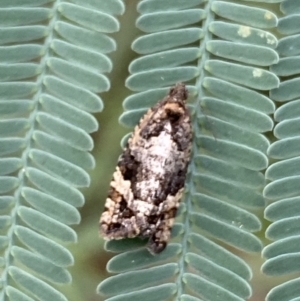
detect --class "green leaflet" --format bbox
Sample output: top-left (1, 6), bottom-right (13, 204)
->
top-left (0, 1), bottom-right (120, 301)
top-left (263, 1), bottom-right (300, 301)
top-left (98, 0), bottom-right (281, 301)
top-left (2, 0), bottom-right (300, 300)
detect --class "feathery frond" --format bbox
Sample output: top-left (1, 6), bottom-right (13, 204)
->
top-left (263, 1), bottom-right (300, 300)
top-left (98, 1), bottom-right (279, 300)
top-left (0, 1), bottom-right (123, 300)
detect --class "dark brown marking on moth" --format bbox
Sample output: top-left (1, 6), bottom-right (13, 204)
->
top-left (100, 82), bottom-right (193, 254)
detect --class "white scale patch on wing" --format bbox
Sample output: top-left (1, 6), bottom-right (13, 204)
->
top-left (136, 122), bottom-right (174, 201)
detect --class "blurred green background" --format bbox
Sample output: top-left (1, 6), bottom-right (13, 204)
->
top-left (61, 2), bottom-right (296, 301)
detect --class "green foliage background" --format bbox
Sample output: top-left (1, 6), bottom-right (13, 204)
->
top-left (1, 0), bottom-right (300, 301)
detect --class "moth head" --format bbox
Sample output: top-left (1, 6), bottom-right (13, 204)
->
top-left (163, 83), bottom-right (189, 122)
top-left (168, 82), bottom-right (188, 103)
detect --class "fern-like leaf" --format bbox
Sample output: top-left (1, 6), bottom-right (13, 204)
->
top-left (98, 1), bottom-right (279, 300)
top-left (0, 1), bottom-right (123, 300)
top-left (263, 1), bottom-right (300, 300)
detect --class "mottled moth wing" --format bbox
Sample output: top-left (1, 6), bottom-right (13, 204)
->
top-left (100, 83), bottom-right (192, 254)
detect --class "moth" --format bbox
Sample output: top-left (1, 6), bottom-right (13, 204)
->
top-left (100, 83), bottom-right (193, 254)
